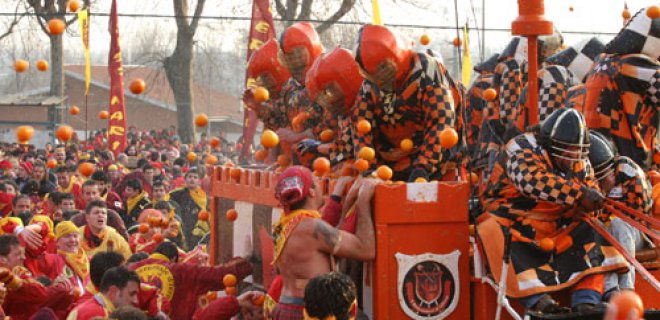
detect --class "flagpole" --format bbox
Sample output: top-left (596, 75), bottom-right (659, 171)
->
top-left (453, 0), bottom-right (462, 67)
top-left (85, 92), bottom-right (88, 143)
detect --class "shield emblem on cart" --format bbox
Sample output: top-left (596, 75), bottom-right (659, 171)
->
top-left (396, 251), bottom-right (461, 319)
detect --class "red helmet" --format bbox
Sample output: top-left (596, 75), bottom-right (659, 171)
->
top-left (306, 47), bottom-right (364, 113)
top-left (355, 24), bottom-right (413, 82)
top-left (279, 22), bottom-right (324, 75)
top-left (247, 39), bottom-right (291, 93)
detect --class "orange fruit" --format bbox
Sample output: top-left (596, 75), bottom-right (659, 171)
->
top-left (99, 110), bottom-right (109, 119)
top-left (195, 114), bottom-right (209, 127)
top-left (440, 128), bottom-right (459, 149)
top-left (252, 294), bottom-right (265, 306)
top-left (414, 177), bottom-right (427, 183)
top-left (261, 130), bottom-right (280, 148)
top-left (222, 274), bottom-right (237, 287)
top-left (313, 157), bottom-right (331, 174)
top-left (355, 159), bottom-right (369, 172)
top-left (56, 125), bottom-right (74, 142)
top-left (357, 120), bottom-right (371, 134)
top-left (224, 162), bottom-right (234, 167)
top-left (469, 172), bottom-right (478, 184)
top-left (483, 88), bottom-right (497, 101)
top-left (206, 291), bottom-right (218, 301)
top-left (46, 159), bottom-right (57, 169)
top-left (14, 59), bottom-right (29, 73)
top-left (36, 59), bottom-right (48, 72)
top-left (206, 154), bottom-right (218, 165)
top-left (608, 291), bottom-right (643, 320)
top-left (152, 233), bottom-right (164, 243)
top-left (198, 211), bottom-right (209, 221)
top-left (209, 137), bottom-right (221, 147)
top-left (48, 19), bottom-right (66, 35)
top-left (138, 223), bottom-right (149, 234)
top-left (400, 139), bottom-right (413, 152)
top-left (68, 0), bottom-right (80, 12)
top-left (539, 238), bottom-right (555, 252)
top-left (78, 162), bottom-right (95, 177)
top-left (16, 125), bottom-right (34, 143)
top-left (648, 5), bottom-right (660, 19)
top-left (419, 33), bottom-right (431, 45)
top-left (277, 154), bottom-right (290, 167)
top-left (319, 129), bottom-right (335, 142)
top-left (160, 218), bottom-right (170, 228)
top-left (255, 149), bottom-right (268, 162)
top-left (147, 215), bottom-right (160, 227)
top-left (452, 37), bottom-right (462, 47)
top-left (72, 286), bottom-right (82, 298)
top-left (69, 106), bottom-right (80, 115)
top-left (653, 152), bottom-right (660, 165)
top-left (229, 168), bottom-right (241, 180)
top-left (376, 165), bottom-right (393, 180)
top-left (358, 147), bottom-right (375, 161)
top-left (187, 152), bottom-right (197, 162)
top-left (225, 286), bottom-right (237, 296)
top-left (622, 8), bottom-right (631, 19)
top-left (226, 209), bottom-right (238, 221)
top-left (341, 164), bottom-right (358, 177)
top-left (254, 86), bottom-right (270, 102)
top-left (129, 79), bottom-right (146, 94)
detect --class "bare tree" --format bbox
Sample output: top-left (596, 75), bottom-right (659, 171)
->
top-left (24, 0), bottom-right (91, 126)
top-left (274, 0), bottom-right (356, 34)
top-left (163, 0), bottom-right (206, 144)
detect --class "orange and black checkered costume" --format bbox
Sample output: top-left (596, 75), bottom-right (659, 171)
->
top-left (584, 53), bottom-right (660, 170)
top-left (351, 52), bottom-right (455, 179)
top-left (326, 116), bottom-right (355, 165)
top-left (257, 93), bottom-right (289, 131)
top-left (466, 74), bottom-right (494, 161)
top-left (281, 78), bottom-right (324, 133)
top-left (476, 133), bottom-right (628, 298)
top-left (603, 156), bottom-right (653, 220)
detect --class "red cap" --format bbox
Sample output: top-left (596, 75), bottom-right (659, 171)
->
top-left (355, 24), bottom-right (413, 82)
top-left (275, 166), bottom-right (313, 214)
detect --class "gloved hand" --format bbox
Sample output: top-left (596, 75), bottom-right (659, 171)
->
top-left (408, 167), bottom-right (429, 182)
top-left (578, 186), bottom-right (605, 211)
top-left (296, 139), bottom-right (321, 156)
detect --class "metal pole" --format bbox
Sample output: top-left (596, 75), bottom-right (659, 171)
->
top-left (453, 0), bottom-right (462, 69)
top-left (481, 0), bottom-right (486, 61)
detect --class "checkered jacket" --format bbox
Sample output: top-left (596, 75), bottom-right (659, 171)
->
top-left (584, 53), bottom-right (659, 170)
top-left (605, 156), bottom-right (653, 217)
top-left (281, 78), bottom-right (324, 132)
top-left (482, 133), bottom-right (596, 216)
top-left (351, 52), bottom-right (456, 174)
top-left (256, 94), bottom-right (289, 131)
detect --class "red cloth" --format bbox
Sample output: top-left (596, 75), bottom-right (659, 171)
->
top-left (320, 196), bottom-right (342, 227)
top-left (104, 190), bottom-right (125, 215)
top-left (193, 296), bottom-right (239, 320)
top-left (0, 191), bottom-right (14, 217)
top-left (71, 284), bottom-right (170, 318)
top-left (268, 275), bottom-right (283, 303)
top-left (24, 252), bottom-right (66, 280)
top-left (129, 233), bottom-right (159, 254)
top-left (67, 294), bottom-right (110, 319)
top-left (129, 256), bottom-right (252, 320)
top-left (3, 274), bottom-right (72, 320)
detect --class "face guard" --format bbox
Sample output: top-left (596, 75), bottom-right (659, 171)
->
top-left (588, 131), bottom-right (616, 180)
top-left (354, 24), bottom-right (413, 84)
top-left (279, 22), bottom-right (324, 82)
top-left (306, 47), bottom-right (364, 115)
top-left (541, 108), bottom-right (590, 164)
top-left (247, 39), bottom-right (291, 94)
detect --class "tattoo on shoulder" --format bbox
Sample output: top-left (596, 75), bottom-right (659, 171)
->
top-left (312, 221), bottom-right (339, 248)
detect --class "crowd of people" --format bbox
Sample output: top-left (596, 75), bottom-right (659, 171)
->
top-left (0, 4), bottom-right (656, 320)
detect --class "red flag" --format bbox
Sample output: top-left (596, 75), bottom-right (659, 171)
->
top-left (107, 0), bottom-right (127, 158)
top-left (240, 0), bottom-right (276, 161)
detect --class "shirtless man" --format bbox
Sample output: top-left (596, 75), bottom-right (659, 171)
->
top-left (271, 166), bottom-right (377, 319)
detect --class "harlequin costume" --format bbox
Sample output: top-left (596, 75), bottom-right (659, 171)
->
top-left (476, 109), bottom-right (627, 309)
top-left (353, 24), bottom-right (456, 181)
top-left (303, 47), bottom-right (365, 166)
top-left (279, 22), bottom-right (325, 165)
top-left (79, 224), bottom-right (132, 260)
top-left (246, 39), bottom-right (291, 131)
top-left (169, 185), bottom-right (207, 249)
top-left (128, 252), bottom-right (252, 320)
top-left (588, 131), bottom-right (653, 292)
top-left (477, 37), bottom-right (528, 178)
top-left (583, 8), bottom-right (659, 170)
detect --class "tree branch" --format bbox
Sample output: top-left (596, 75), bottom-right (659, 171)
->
top-left (298, 0), bottom-right (313, 20)
top-left (285, 0), bottom-right (298, 20)
top-left (0, 2), bottom-right (28, 41)
top-left (189, 0), bottom-right (206, 35)
top-left (172, 0), bottom-right (190, 33)
top-left (274, 0), bottom-right (287, 20)
top-left (316, 0), bottom-right (356, 34)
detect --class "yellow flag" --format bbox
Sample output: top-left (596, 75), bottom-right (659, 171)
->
top-left (372, 0), bottom-right (382, 25)
top-left (462, 24), bottom-right (472, 85)
top-left (78, 9), bottom-right (91, 95)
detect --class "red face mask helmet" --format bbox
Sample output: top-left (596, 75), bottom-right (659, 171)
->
top-left (279, 22), bottom-right (324, 77)
top-left (306, 47), bottom-right (364, 114)
top-left (355, 24), bottom-right (413, 83)
top-left (247, 39), bottom-right (291, 94)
